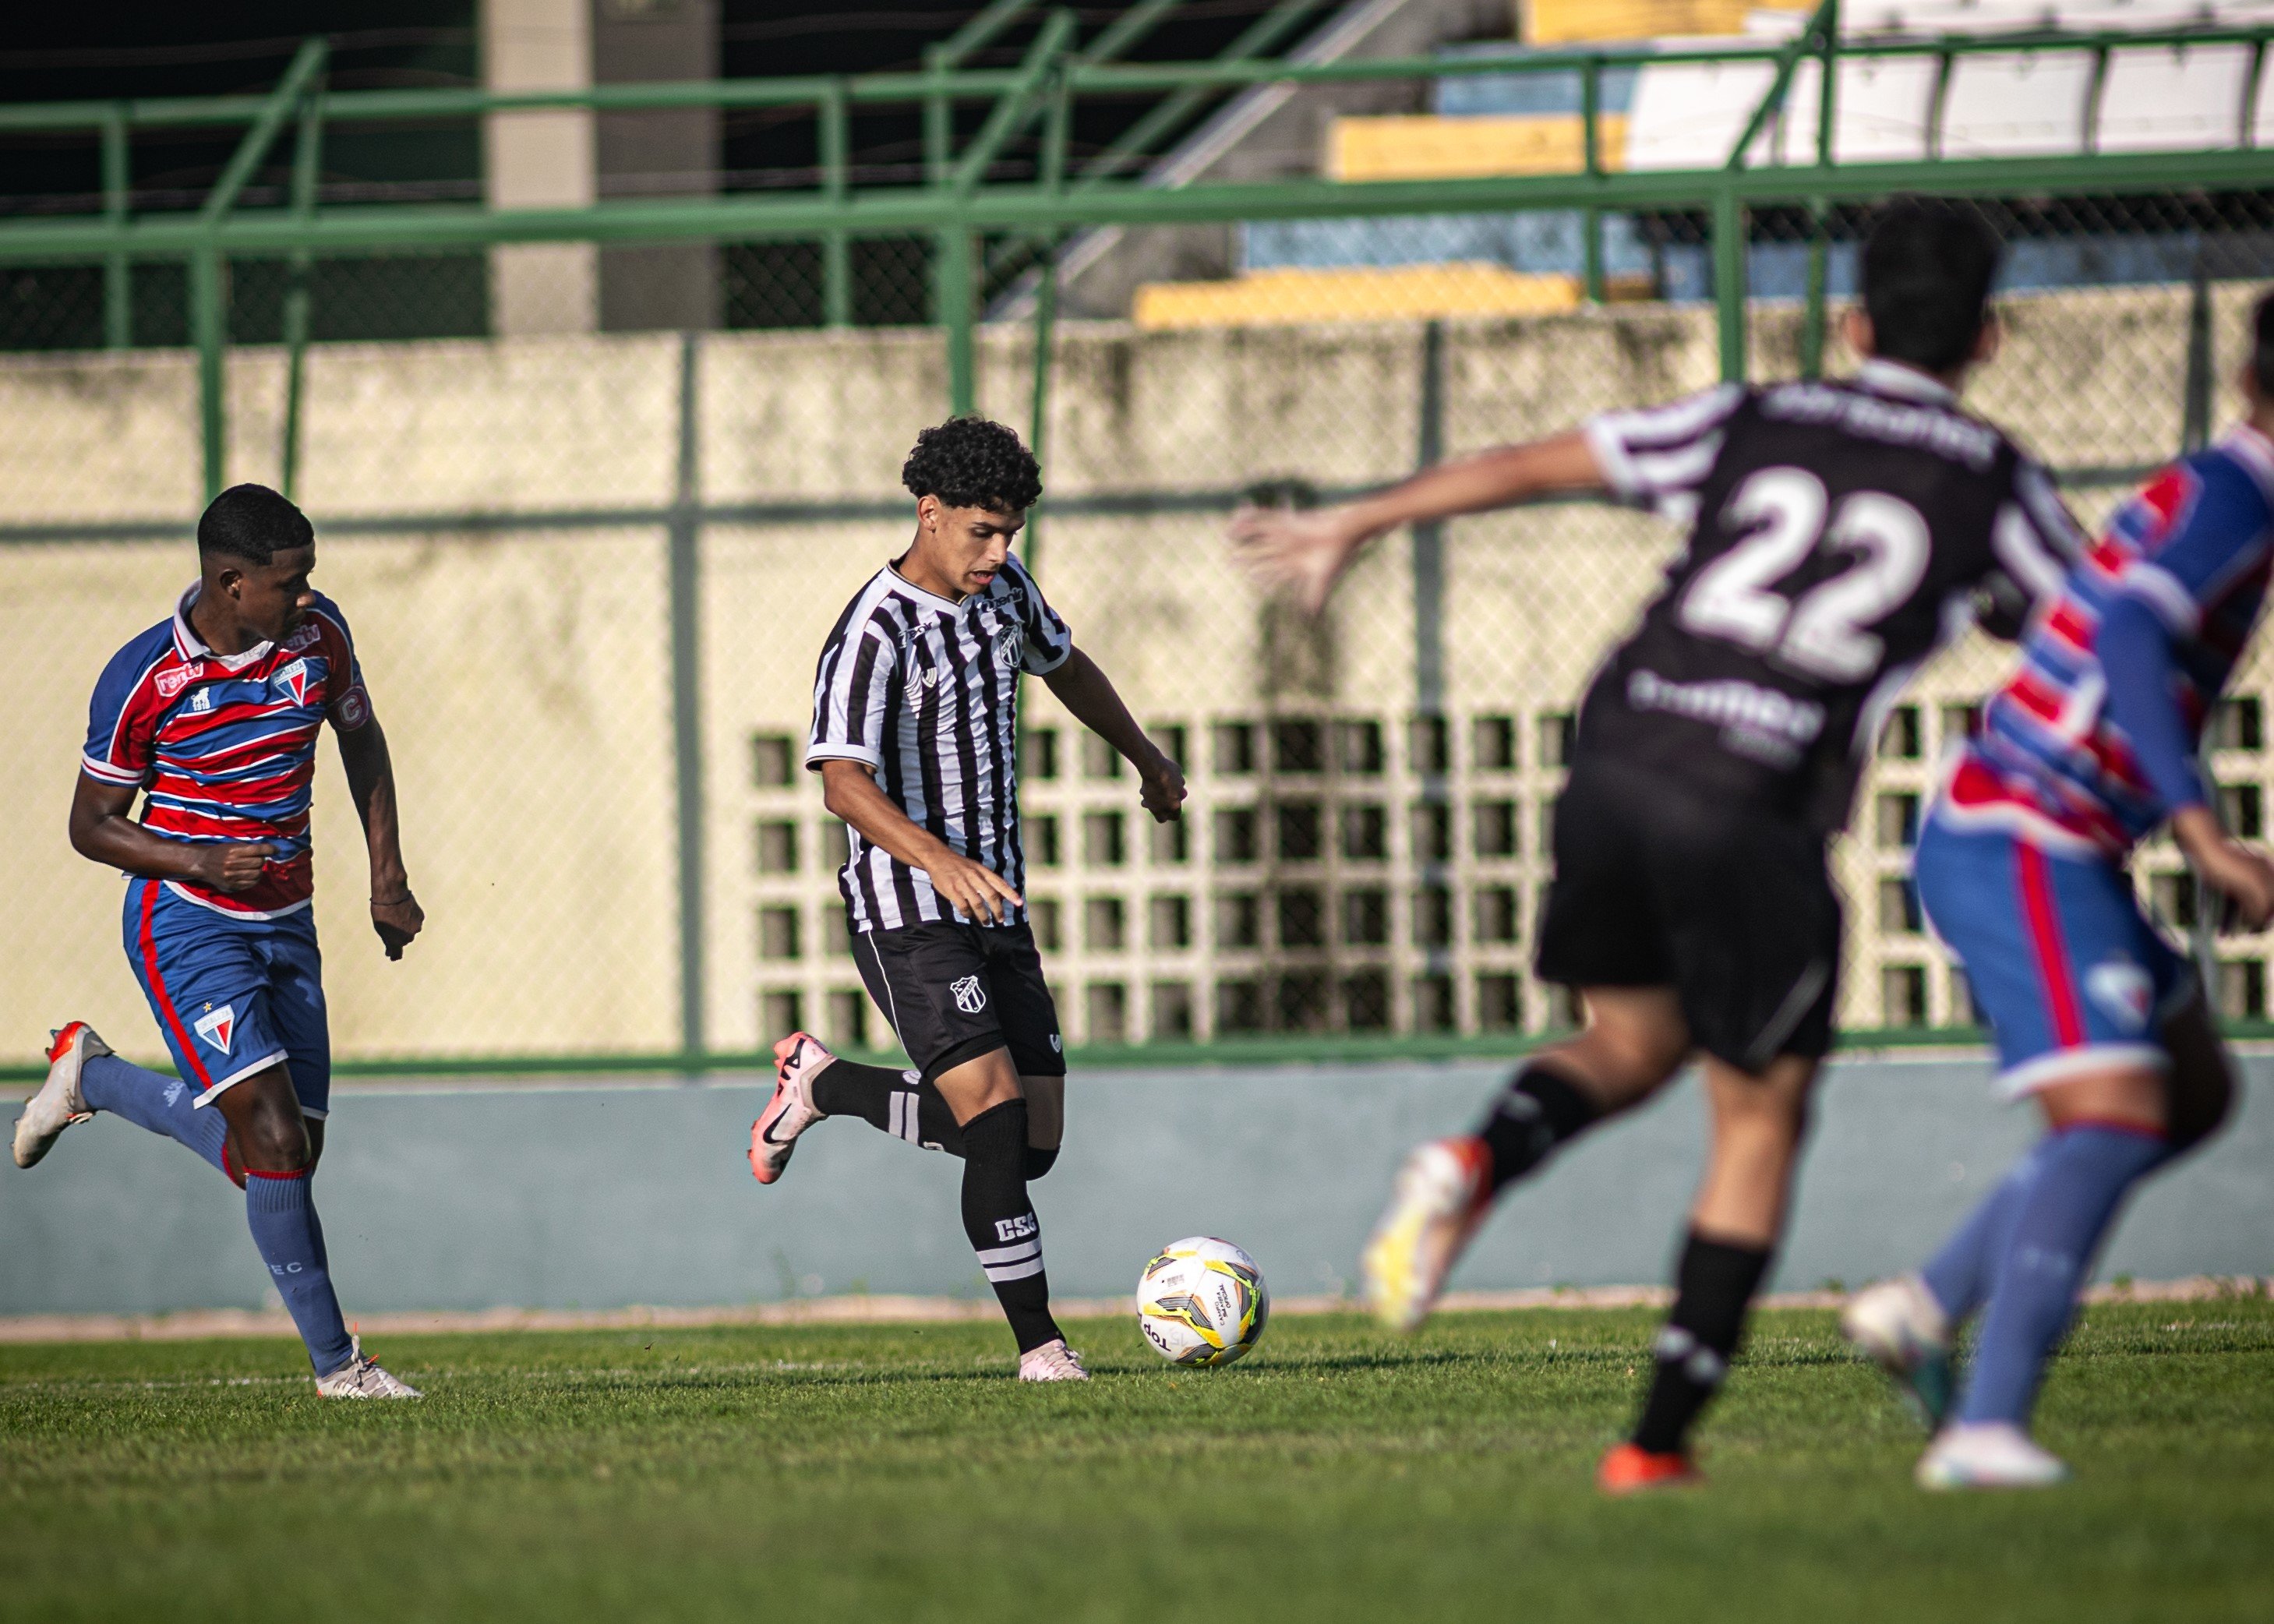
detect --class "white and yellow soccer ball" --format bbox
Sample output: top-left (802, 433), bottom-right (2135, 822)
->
top-left (1135, 1237), bottom-right (1269, 1367)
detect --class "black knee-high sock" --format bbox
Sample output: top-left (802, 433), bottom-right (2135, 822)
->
top-left (960, 1100), bottom-right (1060, 1354)
top-left (1474, 1064), bottom-right (1601, 1195)
top-left (810, 1061), bottom-right (965, 1153)
top-left (1631, 1230), bottom-right (1773, 1455)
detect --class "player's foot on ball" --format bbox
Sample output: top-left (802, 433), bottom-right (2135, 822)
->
top-left (313, 1335), bottom-right (423, 1400)
top-left (1597, 1442), bottom-right (1703, 1495)
top-left (1361, 1135), bottom-right (1492, 1333)
top-left (1841, 1273), bottom-right (1954, 1430)
top-left (1915, 1422), bottom-right (2069, 1490)
top-left (749, 1031), bottom-right (832, 1184)
top-left (12, 1022), bottom-right (111, 1170)
top-left (1017, 1339), bottom-right (1090, 1382)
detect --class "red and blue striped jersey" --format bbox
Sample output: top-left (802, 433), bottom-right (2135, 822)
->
top-left (81, 584), bottom-right (371, 918)
top-left (1945, 428), bottom-right (2274, 856)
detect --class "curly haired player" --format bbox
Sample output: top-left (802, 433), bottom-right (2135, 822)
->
top-left (748, 417), bottom-right (1185, 1380)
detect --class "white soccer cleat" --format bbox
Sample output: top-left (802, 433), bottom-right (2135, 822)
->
top-left (12, 1022), bottom-right (111, 1170)
top-left (1361, 1135), bottom-right (1492, 1333)
top-left (1018, 1339), bottom-right (1090, 1382)
top-left (314, 1335), bottom-right (423, 1400)
top-left (748, 1031), bottom-right (832, 1185)
top-left (1916, 1422), bottom-right (2070, 1490)
top-left (1841, 1273), bottom-right (1956, 1430)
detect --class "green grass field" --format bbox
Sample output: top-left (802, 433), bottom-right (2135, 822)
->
top-left (4, 1299), bottom-right (2271, 1623)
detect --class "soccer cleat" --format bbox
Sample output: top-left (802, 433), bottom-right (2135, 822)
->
top-left (1017, 1339), bottom-right (1091, 1382)
top-left (313, 1335), bottom-right (423, 1400)
top-left (1361, 1135), bottom-right (1493, 1333)
top-left (1841, 1273), bottom-right (1955, 1430)
top-left (748, 1031), bottom-right (832, 1185)
top-left (1915, 1422), bottom-right (2070, 1490)
top-left (1597, 1442), bottom-right (1703, 1495)
top-left (12, 1022), bottom-right (111, 1170)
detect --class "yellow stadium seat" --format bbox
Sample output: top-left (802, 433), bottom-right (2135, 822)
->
top-left (1132, 263), bottom-right (1587, 329)
top-left (1329, 114), bottom-right (1630, 181)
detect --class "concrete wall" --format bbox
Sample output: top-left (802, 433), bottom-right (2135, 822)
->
top-left (3, 1053), bottom-right (2269, 1316)
top-left (0, 284), bottom-right (2264, 1070)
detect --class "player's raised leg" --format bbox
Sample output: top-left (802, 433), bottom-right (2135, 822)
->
top-left (1362, 987), bottom-right (1684, 1332)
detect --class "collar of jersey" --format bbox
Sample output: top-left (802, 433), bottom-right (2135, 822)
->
top-left (171, 582), bottom-right (276, 672)
top-left (1853, 358), bottom-right (1956, 406)
top-left (885, 563), bottom-right (990, 616)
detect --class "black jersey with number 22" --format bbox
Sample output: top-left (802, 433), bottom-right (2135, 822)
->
top-left (1577, 360), bottom-right (2084, 831)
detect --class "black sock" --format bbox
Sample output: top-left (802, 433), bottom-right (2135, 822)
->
top-left (959, 1100), bottom-right (1060, 1354)
top-left (810, 1061), bottom-right (965, 1154)
top-left (1024, 1144), bottom-right (1058, 1180)
top-left (1474, 1065), bottom-right (1601, 1195)
top-left (1630, 1230), bottom-right (1773, 1455)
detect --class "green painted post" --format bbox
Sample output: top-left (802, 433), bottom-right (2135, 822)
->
top-left (192, 246), bottom-right (227, 499)
top-left (821, 81), bottom-right (851, 328)
top-left (940, 224), bottom-right (976, 417)
top-left (669, 333), bottom-right (707, 1069)
top-left (1581, 58), bottom-right (1604, 304)
top-left (280, 86), bottom-right (324, 500)
top-left (1025, 72), bottom-right (1070, 573)
top-left (1714, 185), bottom-right (1746, 384)
top-left (101, 107), bottom-right (131, 350)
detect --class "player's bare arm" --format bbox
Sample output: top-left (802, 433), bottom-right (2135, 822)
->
top-left (68, 773), bottom-right (274, 893)
top-left (819, 756), bottom-right (1022, 923)
top-left (337, 715), bottom-right (423, 960)
top-left (1040, 647), bottom-right (1187, 823)
top-left (1229, 431), bottom-right (1607, 613)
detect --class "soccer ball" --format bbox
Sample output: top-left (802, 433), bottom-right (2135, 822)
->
top-left (1135, 1237), bottom-right (1269, 1367)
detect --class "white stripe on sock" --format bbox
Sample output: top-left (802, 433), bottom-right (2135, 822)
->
top-left (976, 1237), bottom-right (1041, 1267)
top-left (983, 1256), bottom-right (1045, 1283)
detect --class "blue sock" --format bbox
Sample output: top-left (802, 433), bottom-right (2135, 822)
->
top-left (79, 1054), bottom-right (230, 1177)
top-left (1920, 1138), bottom-right (2054, 1324)
top-left (1957, 1125), bottom-right (2170, 1428)
top-left (244, 1170), bottom-right (355, 1375)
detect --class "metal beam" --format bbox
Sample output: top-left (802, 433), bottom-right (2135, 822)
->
top-left (1072, 0), bottom-right (1322, 187)
top-left (953, 9), bottom-right (1077, 194)
top-left (197, 39), bottom-right (330, 229)
top-left (7, 146), bottom-right (2270, 265)
top-left (1077, 0), bottom-right (1184, 65)
top-left (937, 0), bottom-right (1041, 69)
top-left (1725, 0), bottom-right (1838, 171)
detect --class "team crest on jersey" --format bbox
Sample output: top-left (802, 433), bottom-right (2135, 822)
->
top-left (2085, 956), bottom-right (2153, 1033)
top-left (192, 1004), bottom-right (237, 1054)
top-left (155, 663), bottom-right (202, 700)
top-left (995, 636), bottom-right (1022, 669)
top-left (950, 974), bottom-right (987, 1015)
top-left (273, 659), bottom-right (313, 706)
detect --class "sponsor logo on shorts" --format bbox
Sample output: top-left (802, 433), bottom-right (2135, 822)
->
top-left (950, 974), bottom-right (987, 1015)
top-left (2085, 956), bottom-right (2153, 1033)
top-left (1049, 1033), bottom-right (1062, 1053)
top-left (192, 1003), bottom-right (236, 1054)
top-left (1625, 667), bottom-right (1824, 766)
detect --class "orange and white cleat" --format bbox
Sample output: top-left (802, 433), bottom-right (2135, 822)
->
top-left (12, 1022), bottom-right (110, 1170)
top-left (1359, 1135), bottom-right (1493, 1333)
top-left (1597, 1442), bottom-right (1703, 1495)
top-left (748, 1031), bottom-right (833, 1184)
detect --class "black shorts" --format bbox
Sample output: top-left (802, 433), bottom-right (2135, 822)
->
top-left (849, 919), bottom-right (1067, 1082)
top-left (1535, 757), bottom-right (1841, 1073)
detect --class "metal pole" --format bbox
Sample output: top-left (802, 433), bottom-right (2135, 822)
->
top-left (939, 226), bottom-right (975, 416)
top-left (1581, 58), bottom-right (1604, 305)
top-left (280, 85), bottom-right (324, 500)
top-left (669, 332), bottom-right (707, 1068)
top-left (192, 246), bottom-right (227, 500)
top-left (1025, 72), bottom-right (1071, 573)
top-left (821, 81), bottom-right (851, 328)
top-left (1412, 319), bottom-right (1446, 717)
top-left (1714, 185), bottom-right (1747, 383)
top-left (1803, 5), bottom-right (1838, 380)
top-left (101, 107), bottom-right (131, 350)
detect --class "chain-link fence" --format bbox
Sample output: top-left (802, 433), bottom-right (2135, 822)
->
top-left (6, 12), bottom-right (2274, 1072)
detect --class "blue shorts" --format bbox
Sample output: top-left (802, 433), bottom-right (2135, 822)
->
top-left (121, 877), bottom-right (330, 1118)
top-left (1913, 815), bottom-right (2191, 1099)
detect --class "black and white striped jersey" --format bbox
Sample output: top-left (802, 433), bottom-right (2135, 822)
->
top-left (1576, 358), bottom-right (2085, 831)
top-left (806, 553), bottom-right (1073, 933)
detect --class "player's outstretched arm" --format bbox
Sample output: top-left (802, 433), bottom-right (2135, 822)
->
top-left (68, 773), bottom-right (276, 893)
top-left (337, 716), bottom-right (423, 961)
top-left (1039, 647), bottom-right (1186, 824)
top-left (819, 758), bottom-right (1023, 924)
top-left (1228, 429), bottom-right (1608, 614)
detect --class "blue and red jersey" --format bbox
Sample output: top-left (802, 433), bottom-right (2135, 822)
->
top-left (1943, 428), bottom-right (2274, 857)
top-left (81, 584), bottom-right (371, 918)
